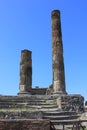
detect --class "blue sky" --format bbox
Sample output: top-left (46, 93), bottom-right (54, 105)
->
top-left (0, 0), bottom-right (87, 101)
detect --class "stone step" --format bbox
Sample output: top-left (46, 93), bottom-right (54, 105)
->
top-left (0, 102), bottom-right (55, 106)
top-left (43, 111), bottom-right (77, 116)
top-left (0, 99), bottom-right (54, 103)
top-left (0, 99), bottom-right (57, 106)
top-left (54, 125), bottom-right (64, 130)
top-left (0, 95), bottom-right (57, 110)
top-left (43, 115), bottom-right (79, 120)
top-left (0, 107), bottom-right (60, 113)
top-left (51, 119), bottom-right (79, 125)
top-left (0, 104), bottom-right (58, 109)
top-left (0, 100), bottom-right (56, 109)
top-left (54, 125), bottom-right (74, 130)
top-left (0, 111), bottom-right (78, 120)
top-left (43, 111), bottom-right (79, 129)
top-left (0, 95), bottom-right (56, 100)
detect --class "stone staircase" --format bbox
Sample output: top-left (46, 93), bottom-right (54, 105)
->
top-left (0, 95), bottom-right (58, 111)
top-left (0, 95), bottom-right (80, 129)
top-left (43, 111), bottom-right (79, 130)
top-left (43, 111), bottom-right (79, 120)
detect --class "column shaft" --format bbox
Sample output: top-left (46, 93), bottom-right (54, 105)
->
top-left (52, 10), bottom-right (66, 94)
top-left (19, 50), bottom-right (32, 93)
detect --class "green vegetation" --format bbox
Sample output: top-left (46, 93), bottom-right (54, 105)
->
top-left (80, 127), bottom-right (87, 130)
top-left (0, 108), bottom-right (39, 112)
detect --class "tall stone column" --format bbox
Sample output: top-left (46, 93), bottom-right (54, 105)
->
top-left (52, 10), bottom-right (66, 94)
top-left (19, 50), bottom-right (32, 94)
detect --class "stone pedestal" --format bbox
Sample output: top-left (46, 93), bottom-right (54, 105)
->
top-left (51, 10), bottom-right (66, 94)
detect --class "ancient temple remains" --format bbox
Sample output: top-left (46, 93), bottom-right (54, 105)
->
top-left (17, 9), bottom-right (84, 113)
top-left (19, 10), bottom-right (67, 95)
top-left (0, 10), bottom-right (85, 130)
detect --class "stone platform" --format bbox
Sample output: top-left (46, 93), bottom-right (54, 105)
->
top-left (0, 9), bottom-right (86, 130)
top-left (0, 94), bottom-right (84, 130)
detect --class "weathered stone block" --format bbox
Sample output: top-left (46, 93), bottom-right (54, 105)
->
top-left (60, 94), bottom-right (84, 113)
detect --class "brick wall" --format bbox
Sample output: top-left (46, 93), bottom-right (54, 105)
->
top-left (30, 88), bottom-right (47, 95)
top-left (0, 119), bottom-right (50, 130)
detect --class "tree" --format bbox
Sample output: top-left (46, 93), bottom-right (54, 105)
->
top-left (85, 101), bottom-right (87, 106)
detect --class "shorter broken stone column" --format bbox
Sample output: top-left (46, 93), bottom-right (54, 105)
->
top-left (19, 50), bottom-right (32, 94)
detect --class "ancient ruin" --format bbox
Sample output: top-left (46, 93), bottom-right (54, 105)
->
top-left (18, 10), bottom-right (66, 95)
top-left (19, 50), bottom-right (32, 94)
top-left (52, 10), bottom-right (66, 94)
top-left (0, 10), bottom-right (87, 130)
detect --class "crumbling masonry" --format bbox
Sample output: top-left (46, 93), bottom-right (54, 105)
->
top-left (19, 10), bottom-right (66, 95)
top-left (19, 50), bottom-right (32, 94)
top-left (0, 10), bottom-right (85, 130)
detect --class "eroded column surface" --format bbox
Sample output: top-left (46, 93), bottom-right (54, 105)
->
top-left (52, 10), bottom-right (66, 94)
top-left (19, 50), bottom-right (32, 94)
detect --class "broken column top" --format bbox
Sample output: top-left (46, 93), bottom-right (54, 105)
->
top-left (21, 49), bottom-right (32, 61)
top-left (51, 10), bottom-right (60, 17)
top-left (21, 49), bottom-right (32, 55)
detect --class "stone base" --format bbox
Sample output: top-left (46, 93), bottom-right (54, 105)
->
top-left (52, 91), bottom-right (67, 96)
top-left (17, 91), bottom-right (31, 96)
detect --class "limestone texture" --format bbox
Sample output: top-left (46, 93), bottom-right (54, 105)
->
top-left (0, 9), bottom-right (86, 130)
top-left (19, 50), bottom-right (32, 93)
top-left (51, 10), bottom-right (66, 94)
top-left (60, 94), bottom-right (84, 113)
